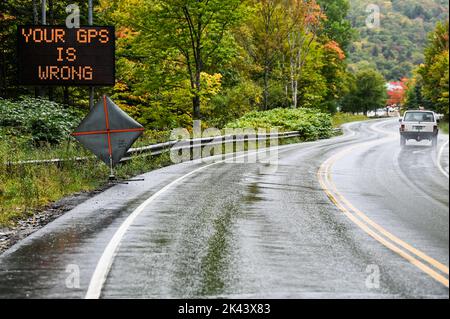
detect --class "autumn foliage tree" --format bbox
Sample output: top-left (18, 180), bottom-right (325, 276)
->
top-left (417, 21), bottom-right (449, 118)
top-left (285, 0), bottom-right (325, 109)
top-left (341, 68), bottom-right (387, 115)
top-left (133, 0), bottom-right (243, 120)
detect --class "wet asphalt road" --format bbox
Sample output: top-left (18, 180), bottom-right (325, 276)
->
top-left (0, 119), bottom-right (448, 299)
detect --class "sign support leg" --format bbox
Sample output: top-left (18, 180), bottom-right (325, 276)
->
top-left (89, 87), bottom-right (95, 110)
top-left (109, 156), bottom-right (116, 181)
top-left (108, 156), bottom-right (144, 184)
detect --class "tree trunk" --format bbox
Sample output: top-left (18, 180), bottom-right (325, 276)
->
top-left (285, 84), bottom-right (289, 108)
top-left (293, 80), bottom-right (298, 109)
top-left (193, 63), bottom-right (201, 119)
top-left (0, 50), bottom-right (5, 98)
top-left (193, 41), bottom-right (202, 120)
top-left (193, 95), bottom-right (200, 120)
top-left (290, 49), bottom-right (297, 109)
top-left (32, 0), bottom-right (38, 24)
top-left (263, 65), bottom-right (269, 110)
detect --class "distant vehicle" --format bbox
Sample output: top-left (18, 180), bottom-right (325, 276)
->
top-left (368, 109), bottom-right (388, 117)
top-left (399, 110), bottom-right (439, 147)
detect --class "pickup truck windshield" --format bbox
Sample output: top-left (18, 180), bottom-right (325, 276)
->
top-left (404, 112), bottom-right (434, 122)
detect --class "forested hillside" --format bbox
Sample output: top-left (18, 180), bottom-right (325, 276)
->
top-left (348, 0), bottom-right (449, 80)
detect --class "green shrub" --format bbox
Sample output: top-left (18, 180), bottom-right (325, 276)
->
top-left (225, 108), bottom-right (333, 141)
top-left (206, 79), bottom-right (262, 128)
top-left (0, 97), bottom-right (82, 146)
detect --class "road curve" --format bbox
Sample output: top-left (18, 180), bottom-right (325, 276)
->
top-left (0, 119), bottom-right (448, 299)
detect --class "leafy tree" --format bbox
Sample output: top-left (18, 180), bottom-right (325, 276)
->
top-left (284, 0), bottom-right (325, 109)
top-left (296, 41), bottom-right (328, 108)
top-left (317, 0), bottom-right (354, 51)
top-left (237, 0), bottom-right (333, 110)
top-left (417, 21), bottom-right (449, 117)
top-left (340, 72), bottom-right (358, 113)
top-left (236, 0), bottom-right (293, 110)
top-left (314, 0), bottom-right (354, 113)
top-left (131, 0), bottom-right (243, 120)
top-left (403, 76), bottom-right (432, 110)
top-left (342, 68), bottom-right (387, 115)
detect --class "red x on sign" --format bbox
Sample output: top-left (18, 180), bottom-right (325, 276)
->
top-left (72, 95), bottom-right (144, 167)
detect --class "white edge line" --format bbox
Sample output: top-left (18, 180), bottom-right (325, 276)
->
top-left (84, 159), bottom-right (218, 299)
top-left (437, 140), bottom-right (449, 179)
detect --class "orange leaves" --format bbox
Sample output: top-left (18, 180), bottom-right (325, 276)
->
top-left (324, 41), bottom-right (346, 60)
top-left (303, 0), bottom-right (327, 27)
top-left (116, 27), bottom-right (139, 39)
top-left (286, 0), bottom-right (326, 29)
top-left (0, 13), bottom-right (15, 22)
top-left (386, 81), bottom-right (407, 106)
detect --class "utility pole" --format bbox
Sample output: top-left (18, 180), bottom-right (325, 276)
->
top-left (41, 0), bottom-right (46, 25)
top-left (88, 0), bottom-right (95, 110)
top-left (88, 0), bottom-right (93, 25)
top-left (48, 0), bottom-right (54, 101)
top-left (33, 0), bottom-right (39, 98)
top-left (41, 0), bottom-right (46, 98)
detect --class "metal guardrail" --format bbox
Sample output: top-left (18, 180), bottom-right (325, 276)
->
top-left (125, 130), bottom-right (303, 158)
top-left (4, 129), bottom-right (342, 166)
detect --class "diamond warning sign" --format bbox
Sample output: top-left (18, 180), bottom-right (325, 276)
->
top-left (72, 96), bottom-right (144, 166)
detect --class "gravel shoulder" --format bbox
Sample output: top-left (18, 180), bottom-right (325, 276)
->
top-left (0, 186), bottom-right (111, 254)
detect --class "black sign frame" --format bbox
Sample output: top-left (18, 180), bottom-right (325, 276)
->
top-left (17, 25), bottom-right (115, 87)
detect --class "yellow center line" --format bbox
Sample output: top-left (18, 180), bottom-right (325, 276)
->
top-left (317, 135), bottom-right (449, 288)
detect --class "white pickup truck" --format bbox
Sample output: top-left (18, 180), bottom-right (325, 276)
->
top-left (399, 110), bottom-right (439, 147)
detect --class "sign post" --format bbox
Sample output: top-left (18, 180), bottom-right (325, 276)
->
top-left (88, 0), bottom-right (93, 25)
top-left (88, 0), bottom-right (94, 110)
top-left (40, 0), bottom-right (46, 98)
top-left (41, 0), bottom-right (46, 25)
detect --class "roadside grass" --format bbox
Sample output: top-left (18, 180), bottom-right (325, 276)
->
top-left (0, 139), bottom-right (172, 227)
top-left (331, 113), bottom-right (368, 128)
top-left (439, 121), bottom-right (449, 134)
